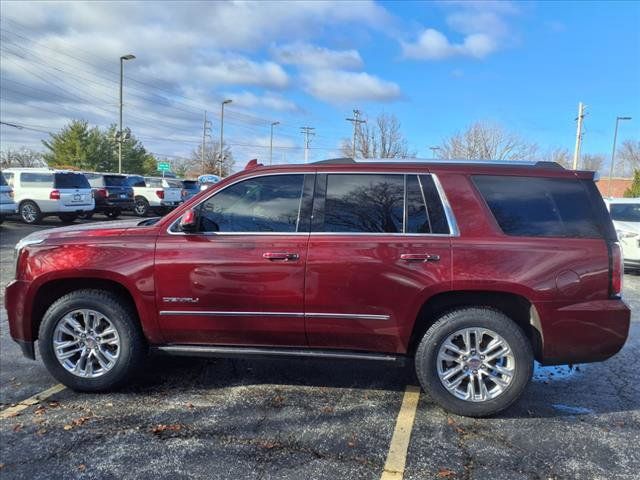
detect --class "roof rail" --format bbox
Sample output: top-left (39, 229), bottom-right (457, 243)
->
top-left (313, 157), bottom-right (356, 164)
top-left (312, 158), bottom-right (564, 169)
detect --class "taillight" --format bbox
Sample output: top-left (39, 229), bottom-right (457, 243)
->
top-left (96, 188), bottom-right (107, 198)
top-left (610, 242), bottom-right (623, 297)
top-left (49, 190), bottom-right (60, 200)
top-left (156, 190), bottom-right (164, 199)
top-left (181, 189), bottom-right (188, 198)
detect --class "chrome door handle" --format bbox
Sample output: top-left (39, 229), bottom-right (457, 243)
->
top-left (400, 253), bottom-right (440, 263)
top-left (263, 252), bottom-right (299, 261)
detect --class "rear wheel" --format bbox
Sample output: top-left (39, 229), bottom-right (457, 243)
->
top-left (38, 289), bottom-right (146, 391)
top-left (58, 213), bottom-right (78, 223)
top-left (415, 308), bottom-right (533, 417)
top-left (79, 211), bottom-right (94, 220)
top-left (19, 201), bottom-right (42, 224)
top-left (134, 197), bottom-right (149, 217)
top-left (105, 208), bottom-right (121, 219)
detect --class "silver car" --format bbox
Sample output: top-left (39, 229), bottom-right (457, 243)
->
top-left (0, 173), bottom-right (18, 223)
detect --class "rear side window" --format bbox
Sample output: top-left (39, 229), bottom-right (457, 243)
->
top-left (104, 175), bottom-right (127, 187)
top-left (610, 203), bottom-right (640, 222)
top-left (54, 173), bottom-right (90, 189)
top-left (473, 175), bottom-right (602, 238)
top-left (21, 172), bottom-right (54, 187)
top-left (127, 176), bottom-right (146, 187)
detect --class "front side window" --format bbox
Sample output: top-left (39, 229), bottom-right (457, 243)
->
top-left (197, 174), bottom-right (305, 233)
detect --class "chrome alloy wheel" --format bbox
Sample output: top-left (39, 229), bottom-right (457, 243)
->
top-left (53, 309), bottom-right (120, 378)
top-left (437, 327), bottom-right (515, 402)
top-left (21, 203), bottom-right (37, 223)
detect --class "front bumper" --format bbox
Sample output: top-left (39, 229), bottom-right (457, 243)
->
top-left (5, 279), bottom-right (36, 359)
top-left (536, 298), bottom-right (631, 365)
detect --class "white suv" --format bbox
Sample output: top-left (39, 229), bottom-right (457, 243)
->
top-left (2, 168), bottom-right (94, 224)
top-left (605, 197), bottom-right (640, 270)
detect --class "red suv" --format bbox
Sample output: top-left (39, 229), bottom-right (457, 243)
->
top-left (5, 159), bottom-right (630, 417)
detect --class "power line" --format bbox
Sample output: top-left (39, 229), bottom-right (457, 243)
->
top-left (346, 109), bottom-right (366, 159)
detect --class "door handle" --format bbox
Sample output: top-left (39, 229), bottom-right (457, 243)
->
top-left (263, 252), bottom-right (299, 261)
top-left (400, 253), bottom-right (440, 263)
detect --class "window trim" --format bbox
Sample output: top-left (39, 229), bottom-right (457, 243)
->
top-left (167, 171), bottom-right (459, 237)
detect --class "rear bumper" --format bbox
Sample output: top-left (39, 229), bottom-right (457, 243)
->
top-left (95, 200), bottom-right (134, 211)
top-left (56, 204), bottom-right (94, 213)
top-left (5, 279), bottom-right (36, 359)
top-left (536, 299), bottom-right (631, 365)
top-left (624, 258), bottom-right (640, 269)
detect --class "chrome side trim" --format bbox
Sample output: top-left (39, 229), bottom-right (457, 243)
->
top-left (158, 310), bottom-right (390, 321)
top-left (154, 345), bottom-right (402, 362)
top-left (431, 173), bottom-right (460, 237)
top-left (159, 310), bottom-right (304, 318)
top-left (305, 312), bottom-right (391, 321)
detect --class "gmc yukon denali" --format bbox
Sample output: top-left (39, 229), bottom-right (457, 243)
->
top-left (5, 158), bottom-right (630, 417)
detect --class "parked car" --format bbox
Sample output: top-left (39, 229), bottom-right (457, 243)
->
top-left (181, 179), bottom-right (200, 201)
top-left (5, 158), bottom-right (630, 417)
top-left (197, 174), bottom-right (221, 191)
top-left (605, 197), bottom-right (640, 270)
top-left (126, 175), bottom-right (183, 217)
top-left (0, 172), bottom-right (18, 223)
top-left (2, 168), bottom-right (94, 224)
top-left (83, 173), bottom-right (135, 219)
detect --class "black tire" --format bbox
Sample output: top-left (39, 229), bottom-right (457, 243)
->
top-left (415, 307), bottom-right (533, 417)
top-left (79, 211), bottom-right (94, 220)
top-left (153, 207), bottom-right (167, 216)
top-left (38, 289), bottom-right (146, 392)
top-left (19, 200), bottom-right (43, 224)
top-left (134, 197), bottom-right (149, 217)
top-left (105, 208), bottom-right (121, 219)
top-left (58, 213), bottom-right (78, 223)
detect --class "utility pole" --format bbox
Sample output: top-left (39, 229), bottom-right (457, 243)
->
top-left (118, 54), bottom-right (135, 174)
top-left (300, 126), bottom-right (315, 163)
top-left (346, 109), bottom-right (366, 159)
top-left (270, 121), bottom-right (280, 166)
top-left (572, 102), bottom-right (586, 170)
top-left (607, 116), bottom-right (632, 197)
top-left (429, 146), bottom-right (441, 159)
top-left (201, 110), bottom-right (212, 175)
top-left (219, 99), bottom-right (232, 177)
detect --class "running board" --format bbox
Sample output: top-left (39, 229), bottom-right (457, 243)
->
top-left (153, 345), bottom-right (406, 364)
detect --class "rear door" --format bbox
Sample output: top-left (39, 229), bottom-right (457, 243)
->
top-left (305, 172), bottom-right (453, 354)
top-left (54, 172), bottom-right (92, 207)
top-left (103, 175), bottom-right (133, 204)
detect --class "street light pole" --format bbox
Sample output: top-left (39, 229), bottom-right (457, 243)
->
top-left (118, 54), bottom-right (135, 174)
top-left (429, 146), bottom-right (441, 159)
top-left (270, 121), bottom-right (280, 166)
top-left (219, 99), bottom-right (232, 177)
top-left (607, 116), bottom-right (632, 197)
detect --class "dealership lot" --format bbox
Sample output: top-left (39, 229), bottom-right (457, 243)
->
top-left (1, 218), bottom-right (639, 480)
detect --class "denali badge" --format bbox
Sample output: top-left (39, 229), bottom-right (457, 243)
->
top-left (162, 297), bottom-right (200, 304)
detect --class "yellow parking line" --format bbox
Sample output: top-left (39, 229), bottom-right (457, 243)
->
top-left (0, 384), bottom-right (66, 419)
top-left (380, 385), bottom-right (421, 480)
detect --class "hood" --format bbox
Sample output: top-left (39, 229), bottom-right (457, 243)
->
top-left (17, 218), bottom-right (159, 248)
top-left (613, 220), bottom-right (640, 234)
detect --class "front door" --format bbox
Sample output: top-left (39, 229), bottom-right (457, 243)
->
top-left (305, 172), bottom-right (453, 354)
top-left (155, 173), bottom-right (313, 347)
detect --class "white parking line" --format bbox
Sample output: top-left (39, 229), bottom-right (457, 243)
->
top-left (380, 385), bottom-right (421, 480)
top-left (0, 384), bottom-right (66, 419)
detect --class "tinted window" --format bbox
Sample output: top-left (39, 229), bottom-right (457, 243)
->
top-left (406, 175), bottom-right (430, 233)
top-left (21, 172), bottom-right (54, 187)
top-left (420, 175), bottom-right (449, 234)
top-left (54, 172), bottom-right (90, 189)
top-left (0, 174), bottom-right (7, 186)
top-left (198, 174), bottom-right (305, 232)
top-left (183, 180), bottom-right (199, 190)
top-left (127, 176), bottom-right (146, 187)
top-left (3, 172), bottom-right (13, 187)
top-left (104, 175), bottom-right (127, 187)
top-left (473, 175), bottom-right (602, 238)
top-left (610, 203), bottom-right (640, 222)
top-left (318, 174), bottom-right (404, 233)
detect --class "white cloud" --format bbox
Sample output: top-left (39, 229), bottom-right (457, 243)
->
top-left (303, 70), bottom-right (401, 104)
top-left (227, 91), bottom-right (298, 112)
top-left (196, 57), bottom-right (289, 89)
top-left (402, 29), bottom-right (496, 60)
top-left (272, 43), bottom-right (363, 70)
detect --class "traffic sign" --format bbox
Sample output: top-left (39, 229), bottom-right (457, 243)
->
top-left (157, 161), bottom-right (171, 172)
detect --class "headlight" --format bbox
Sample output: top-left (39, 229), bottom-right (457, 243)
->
top-left (616, 230), bottom-right (639, 240)
top-left (14, 236), bottom-right (45, 255)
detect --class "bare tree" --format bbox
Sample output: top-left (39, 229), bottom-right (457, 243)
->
top-left (1, 148), bottom-right (46, 169)
top-left (617, 139), bottom-right (640, 177)
top-left (187, 141), bottom-right (234, 177)
top-left (341, 113), bottom-right (413, 159)
top-left (581, 153), bottom-right (605, 172)
top-left (539, 147), bottom-right (572, 168)
top-left (438, 121), bottom-right (538, 161)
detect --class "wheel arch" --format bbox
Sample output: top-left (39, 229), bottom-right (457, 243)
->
top-left (407, 290), bottom-right (543, 360)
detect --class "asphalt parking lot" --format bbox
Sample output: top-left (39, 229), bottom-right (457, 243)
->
top-left (0, 217), bottom-right (638, 480)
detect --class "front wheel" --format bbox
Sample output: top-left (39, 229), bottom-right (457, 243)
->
top-left (415, 308), bottom-right (533, 417)
top-left (19, 201), bottom-right (42, 224)
top-left (38, 289), bottom-right (146, 391)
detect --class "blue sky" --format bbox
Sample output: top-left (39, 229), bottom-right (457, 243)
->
top-left (1, 1), bottom-right (638, 169)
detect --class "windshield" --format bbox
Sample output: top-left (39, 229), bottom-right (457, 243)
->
top-left (54, 172), bottom-right (90, 189)
top-left (104, 175), bottom-right (128, 187)
top-left (610, 203), bottom-right (640, 222)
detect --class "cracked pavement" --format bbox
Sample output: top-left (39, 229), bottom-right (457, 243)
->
top-left (1, 218), bottom-right (639, 479)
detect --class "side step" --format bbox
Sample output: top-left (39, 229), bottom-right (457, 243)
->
top-left (153, 345), bottom-right (407, 364)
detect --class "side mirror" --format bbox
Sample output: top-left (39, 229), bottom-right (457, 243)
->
top-left (179, 208), bottom-right (198, 233)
